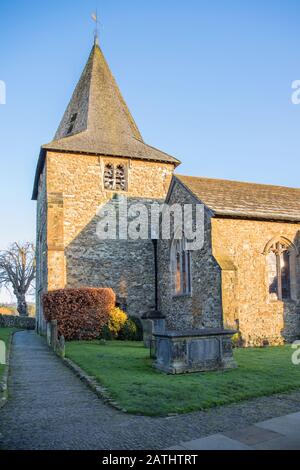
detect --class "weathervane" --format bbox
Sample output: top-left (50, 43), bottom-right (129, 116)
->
top-left (91, 10), bottom-right (100, 45)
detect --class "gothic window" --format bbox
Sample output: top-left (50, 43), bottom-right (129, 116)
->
top-left (266, 238), bottom-right (294, 301)
top-left (171, 238), bottom-right (192, 296)
top-left (115, 164), bottom-right (126, 191)
top-left (104, 163), bottom-right (115, 190)
top-left (103, 163), bottom-right (127, 191)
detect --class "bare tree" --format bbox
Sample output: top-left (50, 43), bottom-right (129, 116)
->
top-left (0, 243), bottom-right (35, 317)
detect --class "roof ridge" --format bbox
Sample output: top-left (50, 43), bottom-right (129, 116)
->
top-left (175, 174), bottom-right (300, 191)
top-left (173, 174), bottom-right (300, 222)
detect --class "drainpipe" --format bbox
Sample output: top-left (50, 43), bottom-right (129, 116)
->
top-left (141, 238), bottom-right (165, 352)
top-left (152, 239), bottom-right (158, 311)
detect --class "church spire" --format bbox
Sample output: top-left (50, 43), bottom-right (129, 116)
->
top-left (52, 42), bottom-right (143, 144)
top-left (32, 33), bottom-right (180, 199)
top-left (42, 42), bottom-right (180, 160)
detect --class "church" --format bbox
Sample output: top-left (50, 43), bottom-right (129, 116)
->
top-left (32, 39), bottom-right (300, 347)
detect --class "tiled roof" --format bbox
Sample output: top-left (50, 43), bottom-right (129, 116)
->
top-left (175, 175), bottom-right (300, 222)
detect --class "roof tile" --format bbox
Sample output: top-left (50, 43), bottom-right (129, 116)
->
top-left (175, 175), bottom-right (300, 222)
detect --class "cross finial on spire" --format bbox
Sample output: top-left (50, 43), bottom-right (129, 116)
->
top-left (91, 10), bottom-right (100, 45)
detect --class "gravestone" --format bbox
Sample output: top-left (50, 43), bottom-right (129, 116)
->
top-left (46, 322), bottom-right (51, 346)
top-left (141, 310), bottom-right (166, 352)
top-left (0, 340), bottom-right (5, 365)
top-left (50, 320), bottom-right (58, 349)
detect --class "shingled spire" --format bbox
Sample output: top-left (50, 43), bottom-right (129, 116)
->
top-left (52, 44), bottom-right (143, 145)
top-left (43, 43), bottom-right (179, 154)
top-left (32, 43), bottom-right (179, 198)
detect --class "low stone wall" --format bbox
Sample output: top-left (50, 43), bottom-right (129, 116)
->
top-left (0, 314), bottom-right (36, 330)
top-left (46, 321), bottom-right (65, 358)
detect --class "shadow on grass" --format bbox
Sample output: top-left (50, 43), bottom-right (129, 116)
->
top-left (65, 341), bottom-right (300, 416)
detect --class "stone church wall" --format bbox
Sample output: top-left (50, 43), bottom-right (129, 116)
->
top-left (157, 181), bottom-right (223, 330)
top-left (212, 218), bottom-right (300, 346)
top-left (39, 151), bottom-right (174, 319)
top-left (36, 165), bottom-right (48, 334)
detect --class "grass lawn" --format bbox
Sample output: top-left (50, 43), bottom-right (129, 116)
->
top-left (0, 328), bottom-right (18, 385)
top-left (65, 341), bottom-right (300, 416)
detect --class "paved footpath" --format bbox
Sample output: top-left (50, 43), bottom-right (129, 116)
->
top-left (1, 331), bottom-right (300, 450)
top-left (169, 412), bottom-right (300, 450)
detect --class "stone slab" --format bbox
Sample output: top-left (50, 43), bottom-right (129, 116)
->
top-left (154, 328), bottom-right (236, 339)
top-left (256, 412), bottom-right (300, 437)
top-left (253, 436), bottom-right (300, 450)
top-left (224, 425), bottom-right (282, 446)
top-left (179, 434), bottom-right (252, 450)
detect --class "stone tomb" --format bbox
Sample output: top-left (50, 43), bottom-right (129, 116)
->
top-left (154, 329), bottom-right (237, 374)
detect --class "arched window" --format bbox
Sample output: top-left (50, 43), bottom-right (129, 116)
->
top-left (103, 163), bottom-right (127, 191)
top-left (104, 163), bottom-right (115, 190)
top-left (265, 237), bottom-right (296, 301)
top-left (115, 164), bottom-right (126, 191)
top-left (171, 237), bottom-right (191, 296)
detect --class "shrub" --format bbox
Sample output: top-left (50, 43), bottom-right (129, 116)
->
top-left (119, 316), bottom-right (143, 341)
top-left (231, 332), bottom-right (245, 348)
top-left (231, 333), bottom-right (240, 348)
top-left (43, 287), bottom-right (115, 341)
top-left (0, 306), bottom-right (14, 316)
top-left (131, 316), bottom-right (143, 341)
top-left (99, 324), bottom-right (114, 340)
top-left (107, 307), bottom-right (127, 338)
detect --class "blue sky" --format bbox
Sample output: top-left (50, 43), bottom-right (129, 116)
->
top-left (0, 0), bottom-right (300, 252)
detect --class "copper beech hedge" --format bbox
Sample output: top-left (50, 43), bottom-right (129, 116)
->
top-left (43, 288), bottom-right (116, 340)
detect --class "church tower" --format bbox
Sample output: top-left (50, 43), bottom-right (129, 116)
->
top-left (32, 41), bottom-right (180, 333)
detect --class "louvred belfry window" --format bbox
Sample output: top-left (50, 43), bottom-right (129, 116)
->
top-left (104, 163), bottom-right (115, 190)
top-left (115, 165), bottom-right (126, 191)
top-left (103, 163), bottom-right (127, 191)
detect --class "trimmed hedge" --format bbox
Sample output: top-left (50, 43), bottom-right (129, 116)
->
top-left (43, 288), bottom-right (115, 341)
top-left (0, 314), bottom-right (35, 330)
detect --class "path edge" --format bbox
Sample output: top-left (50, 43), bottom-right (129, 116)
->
top-left (0, 331), bottom-right (15, 409)
top-left (61, 356), bottom-right (128, 413)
